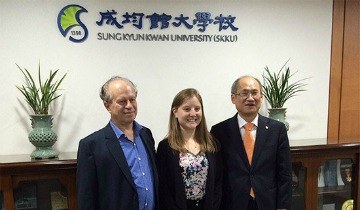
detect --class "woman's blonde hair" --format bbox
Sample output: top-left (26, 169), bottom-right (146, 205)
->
top-left (167, 88), bottom-right (217, 153)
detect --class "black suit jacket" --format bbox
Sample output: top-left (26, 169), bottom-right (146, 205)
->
top-left (76, 123), bottom-right (158, 210)
top-left (156, 139), bottom-right (222, 210)
top-left (210, 114), bottom-right (292, 210)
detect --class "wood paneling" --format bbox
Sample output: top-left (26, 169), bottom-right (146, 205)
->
top-left (339, 0), bottom-right (360, 142)
top-left (328, 0), bottom-right (360, 143)
top-left (328, 0), bottom-right (345, 143)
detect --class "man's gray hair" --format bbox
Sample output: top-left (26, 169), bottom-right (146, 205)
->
top-left (99, 76), bottom-right (137, 102)
top-left (231, 76), bottom-right (262, 94)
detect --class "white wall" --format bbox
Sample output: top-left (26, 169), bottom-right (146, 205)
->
top-left (0, 0), bottom-right (332, 155)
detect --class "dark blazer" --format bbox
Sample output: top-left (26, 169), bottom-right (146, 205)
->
top-left (210, 114), bottom-right (292, 210)
top-left (156, 139), bottom-right (222, 210)
top-left (76, 123), bottom-right (158, 210)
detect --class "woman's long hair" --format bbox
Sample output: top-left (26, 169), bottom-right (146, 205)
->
top-left (166, 88), bottom-right (217, 153)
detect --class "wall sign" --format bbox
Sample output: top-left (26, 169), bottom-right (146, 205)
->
top-left (57, 4), bottom-right (238, 43)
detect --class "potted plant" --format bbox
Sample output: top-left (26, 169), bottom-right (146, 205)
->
top-left (262, 60), bottom-right (308, 130)
top-left (16, 62), bottom-right (66, 159)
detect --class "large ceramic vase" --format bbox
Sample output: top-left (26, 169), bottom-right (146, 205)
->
top-left (268, 108), bottom-right (289, 130)
top-left (28, 115), bottom-right (59, 159)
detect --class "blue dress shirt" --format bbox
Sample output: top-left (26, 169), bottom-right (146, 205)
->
top-left (110, 120), bottom-right (155, 210)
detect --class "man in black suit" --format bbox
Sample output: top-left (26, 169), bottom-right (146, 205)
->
top-left (77, 76), bottom-right (158, 210)
top-left (210, 76), bottom-right (292, 210)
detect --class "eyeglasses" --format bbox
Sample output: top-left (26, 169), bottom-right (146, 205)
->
top-left (233, 91), bottom-right (261, 99)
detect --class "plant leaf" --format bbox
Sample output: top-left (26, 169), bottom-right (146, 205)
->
top-left (16, 62), bottom-right (66, 114)
top-left (262, 60), bottom-right (309, 108)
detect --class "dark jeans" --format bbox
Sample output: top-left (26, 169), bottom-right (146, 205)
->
top-left (186, 199), bottom-right (204, 210)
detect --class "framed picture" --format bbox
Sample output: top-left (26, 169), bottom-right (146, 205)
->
top-left (50, 191), bottom-right (68, 210)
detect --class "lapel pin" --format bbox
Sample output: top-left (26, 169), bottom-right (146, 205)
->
top-left (265, 126), bottom-right (268, 129)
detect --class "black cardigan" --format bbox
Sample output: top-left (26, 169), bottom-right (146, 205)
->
top-left (156, 139), bottom-right (222, 210)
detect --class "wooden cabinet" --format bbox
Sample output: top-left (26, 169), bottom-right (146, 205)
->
top-left (0, 153), bottom-right (77, 210)
top-left (1, 144), bottom-right (359, 210)
top-left (291, 143), bottom-right (359, 210)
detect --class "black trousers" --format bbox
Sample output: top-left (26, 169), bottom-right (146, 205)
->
top-left (247, 196), bottom-right (258, 210)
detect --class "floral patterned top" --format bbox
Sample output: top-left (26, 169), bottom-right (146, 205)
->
top-left (179, 151), bottom-right (209, 200)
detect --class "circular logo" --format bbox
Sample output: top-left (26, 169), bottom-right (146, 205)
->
top-left (57, 5), bottom-right (88, 43)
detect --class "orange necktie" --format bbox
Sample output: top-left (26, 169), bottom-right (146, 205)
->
top-left (244, 122), bottom-right (255, 197)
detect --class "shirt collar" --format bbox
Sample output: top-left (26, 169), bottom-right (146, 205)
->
top-left (109, 120), bottom-right (143, 139)
top-left (237, 114), bottom-right (259, 129)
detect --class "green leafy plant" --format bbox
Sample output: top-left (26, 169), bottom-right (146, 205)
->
top-left (262, 60), bottom-right (308, 108)
top-left (16, 63), bottom-right (66, 115)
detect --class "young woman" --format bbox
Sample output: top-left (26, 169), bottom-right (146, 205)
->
top-left (156, 88), bottom-right (222, 210)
